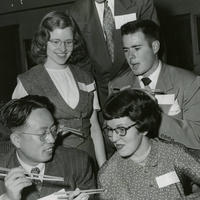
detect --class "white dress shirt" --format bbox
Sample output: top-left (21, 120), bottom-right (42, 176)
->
top-left (138, 60), bottom-right (162, 90)
top-left (17, 152), bottom-right (45, 182)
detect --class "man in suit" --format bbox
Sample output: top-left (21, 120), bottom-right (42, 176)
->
top-left (0, 95), bottom-right (96, 200)
top-left (109, 19), bottom-right (200, 150)
top-left (66, 0), bottom-right (159, 106)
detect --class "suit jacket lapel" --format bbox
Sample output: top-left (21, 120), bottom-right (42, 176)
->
top-left (156, 63), bottom-right (174, 93)
top-left (40, 151), bottom-right (72, 197)
top-left (40, 160), bottom-right (62, 196)
top-left (90, 0), bottom-right (105, 42)
top-left (89, 0), bottom-right (112, 67)
top-left (132, 74), bottom-right (140, 88)
top-left (115, 0), bottom-right (136, 14)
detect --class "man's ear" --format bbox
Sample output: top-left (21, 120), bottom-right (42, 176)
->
top-left (152, 40), bottom-right (160, 54)
top-left (10, 133), bottom-right (21, 148)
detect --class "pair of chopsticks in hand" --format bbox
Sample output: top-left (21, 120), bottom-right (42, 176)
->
top-left (0, 167), bottom-right (64, 182)
top-left (0, 167), bottom-right (105, 196)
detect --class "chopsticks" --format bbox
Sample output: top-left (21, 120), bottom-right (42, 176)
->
top-left (0, 167), bottom-right (64, 182)
top-left (58, 126), bottom-right (86, 139)
top-left (56, 188), bottom-right (105, 195)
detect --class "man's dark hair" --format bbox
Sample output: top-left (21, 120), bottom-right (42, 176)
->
top-left (0, 95), bottom-right (55, 130)
top-left (103, 89), bottom-right (162, 138)
top-left (121, 19), bottom-right (160, 44)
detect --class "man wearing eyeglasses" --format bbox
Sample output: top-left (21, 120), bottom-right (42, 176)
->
top-left (0, 95), bottom-right (96, 200)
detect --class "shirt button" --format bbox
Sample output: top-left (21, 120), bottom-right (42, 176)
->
top-left (149, 184), bottom-right (154, 187)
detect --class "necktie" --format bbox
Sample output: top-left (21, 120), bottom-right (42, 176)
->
top-left (31, 167), bottom-right (42, 192)
top-left (103, 0), bottom-right (115, 62)
top-left (141, 77), bottom-right (152, 91)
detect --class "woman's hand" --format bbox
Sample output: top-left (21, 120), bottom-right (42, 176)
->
top-left (4, 167), bottom-right (32, 200)
top-left (57, 188), bottom-right (89, 200)
top-left (68, 188), bottom-right (89, 200)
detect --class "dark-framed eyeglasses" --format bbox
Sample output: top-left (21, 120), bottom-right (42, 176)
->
top-left (104, 123), bottom-right (137, 138)
top-left (19, 125), bottom-right (58, 142)
top-left (48, 39), bottom-right (74, 48)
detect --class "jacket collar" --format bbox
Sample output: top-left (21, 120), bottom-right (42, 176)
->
top-left (156, 62), bottom-right (174, 93)
top-left (117, 0), bottom-right (136, 10)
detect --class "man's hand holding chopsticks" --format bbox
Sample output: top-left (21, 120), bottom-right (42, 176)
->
top-left (4, 167), bottom-right (32, 200)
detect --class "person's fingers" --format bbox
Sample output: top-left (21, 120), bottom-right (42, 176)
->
top-left (5, 167), bottom-right (25, 180)
top-left (68, 188), bottom-right (80, 199)
top-left (5, 175), bottom-right (32, 189)
top-left (56, 191), bottom-right (70, 200)
top-left (73, 193), bottom-right (89, 200)
top-left (5, 169), bottom-right (26, 187)
top-left (57, 196), bottom-right (70, 200)
top-left (13, 177), bottom-right (32, 190)
top-left (5, 167), bottom-right (32, 193)
top-left (4, 174), bottom-right (32, 200)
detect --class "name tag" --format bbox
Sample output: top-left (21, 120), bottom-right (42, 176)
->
top-left (78, 82), bottom-right (95, 92)
top-left (115, 13), bottom-right (136, 29)
top-left (156, 171), bottom-right (180, 188)
top-left (155, 94), bottom-right (175, 105)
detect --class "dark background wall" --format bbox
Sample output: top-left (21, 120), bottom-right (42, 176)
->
top-left (154, 0), bottom-right (200, 74)
top-left (0, 0), bottom-right (200, 101)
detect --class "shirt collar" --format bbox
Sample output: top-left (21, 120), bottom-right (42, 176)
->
top-left (138, 60), bottom-right (162, 89)
top-left (16, 152), bottom-right (45, 175)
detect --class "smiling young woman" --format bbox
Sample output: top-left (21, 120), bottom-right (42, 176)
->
top-left (12, 11), bottom-right (106, 169)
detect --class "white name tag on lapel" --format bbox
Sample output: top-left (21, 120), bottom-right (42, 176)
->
top-left (38, 189), bottom-right (65, 200)
top-left (156, 171), bottom-right (180, 188)
top-left (155, 94), bottom-right (175, 105)
top-left (115, 13), bottom-right (136, 29)
top-left (78, 82), bottom-right (95, 92)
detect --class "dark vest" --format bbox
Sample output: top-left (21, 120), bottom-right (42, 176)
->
top-left (19, 65), bottom-right (95, 149)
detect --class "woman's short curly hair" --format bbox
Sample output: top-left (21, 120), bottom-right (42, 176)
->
top-left (31, 11), bottom-right (89, 64)
top-left (103, 89), bottom-right (162, 138)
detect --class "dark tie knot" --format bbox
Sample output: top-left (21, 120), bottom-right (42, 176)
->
top-left (141, 77), bottom-right (152, 86)
top-left (31, 167), bottom-right (40, 175)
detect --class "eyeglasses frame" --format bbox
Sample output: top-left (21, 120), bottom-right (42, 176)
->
top-left (104, 123), bottom-right (137, 138)
top-left (48, 39), bottom-right (74, 48)
top-left (18, 125), bottom-right (58, 142)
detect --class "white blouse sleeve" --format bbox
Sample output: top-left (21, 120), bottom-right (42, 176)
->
top-left (93, 90), bottom-right (101, 111)
top-left (12, 79), bottom-right (28, 99)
